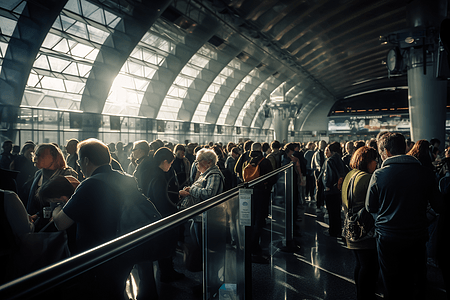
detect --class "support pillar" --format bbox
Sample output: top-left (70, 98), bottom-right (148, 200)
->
top-left (269, 82), bottom-right (300, 143)
top-left (272, 105), bottom-right (291, 143)
top-left (406, 0), bottom-right (448, 146)
top-left (408, 57), bottom-right (447, 144)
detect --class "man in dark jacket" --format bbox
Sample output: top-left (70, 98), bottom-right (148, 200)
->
top-left (234, 140), bottom-right (253, 182)
top-left (311, 140), bottom-right (327, 213)
top-left (321, 142), bottom-right (346, 237)
top-left (132, 140), bottom-right (152, 193)
top-left (366, 132), bottom-right (443, 300)
top-left (0, 140), bottom-right (14, 170)
top-left (243, 142), bottom-right (274, 263)
top-left (266, 140), bottom-right (282, 170)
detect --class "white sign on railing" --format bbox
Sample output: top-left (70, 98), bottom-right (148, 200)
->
top-left (239, 189), bottom-right (253, 226)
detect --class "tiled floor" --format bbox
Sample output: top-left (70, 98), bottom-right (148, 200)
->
top-left (128, 199), bottom-right (447, 300)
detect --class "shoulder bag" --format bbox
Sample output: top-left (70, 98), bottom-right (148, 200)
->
top-left (342, 172), bottom-right (375, 242)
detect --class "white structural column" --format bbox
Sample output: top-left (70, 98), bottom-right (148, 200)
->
top-left (269, 83), bottom-right (298, 142)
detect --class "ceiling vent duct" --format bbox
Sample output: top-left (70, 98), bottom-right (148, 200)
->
top-left (236, 51), bottom-right (250, 62)
top-left (161, 6), bottom-right (196, 30)
top-left (256, 63), bottom-right (266, 71)
top-left (208, 35), bottom-right (226, 50)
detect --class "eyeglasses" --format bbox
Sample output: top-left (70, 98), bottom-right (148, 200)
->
top-left (194, 160), bottom-right (202, 166)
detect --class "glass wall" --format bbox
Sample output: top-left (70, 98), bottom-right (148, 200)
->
top-left (2, 105), bottom-right (275, 147)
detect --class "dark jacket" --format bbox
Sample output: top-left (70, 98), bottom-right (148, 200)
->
top-left (10, 155), bottom-right (37, 202)
top-left (322, 153), bottom-right (346, 195)
top-left (133, 155), bottom-right (153, 193)
top-left (172, 156), bottom-right (190, 188)
top-left (342, 153), bottom-right (352, 171)
top-left (234, 151), bottom-right (251, 179)
top-left (146, 166), bottom-right (177, 217)
top-left (366, 155), bottom-right (443, 239)
top-left (266, 150), bottom-right (282, 170)
top-left (311, 149), bottom-right (325, 179)
top-left (0, 152), bottom-right (14, 170)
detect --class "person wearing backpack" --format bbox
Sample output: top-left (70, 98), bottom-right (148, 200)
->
top-left (266, 140), bottom-right (282, 170)
top-left (234, 140), bottom-right (253, 183)
top-left (242, 142), bottom-right (275, 264)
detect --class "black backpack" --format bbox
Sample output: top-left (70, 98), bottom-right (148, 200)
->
top-left (90, 170), bottom-right (176, 262)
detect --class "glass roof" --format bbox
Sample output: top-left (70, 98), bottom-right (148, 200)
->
top-left (0, 0), bottom-right (298, 130)
top-left (157, 46), bottom-right (213, 120)
top-left (216, 68), bottom-right (260, 125)
top-left (21, 0), bottom-right (120, 110)
top-left (103, 22), bottom-right (177, 115)
top-left (191, 63), bottom-right (239, 124)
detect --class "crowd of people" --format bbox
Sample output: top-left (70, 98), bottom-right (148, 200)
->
top-left (0, 133), bottom-right (449, 299)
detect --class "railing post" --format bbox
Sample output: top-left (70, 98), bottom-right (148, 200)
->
top-left (285, 165), bottom-right (294, 244)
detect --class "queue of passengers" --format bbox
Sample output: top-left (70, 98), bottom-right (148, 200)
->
top-left (1, 134), bottom-right (450, 300)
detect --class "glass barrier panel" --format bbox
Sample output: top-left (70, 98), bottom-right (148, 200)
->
top-left (204, 194), bottom-right (244, 300)
top-left (270, 171), bottom-right (287, 256)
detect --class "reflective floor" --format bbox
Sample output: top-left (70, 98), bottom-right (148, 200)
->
top-left (126, 199), bottom-right (447, 300)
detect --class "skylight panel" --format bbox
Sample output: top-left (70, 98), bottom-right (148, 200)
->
top-left (0, 16), bottom-right (17, 36)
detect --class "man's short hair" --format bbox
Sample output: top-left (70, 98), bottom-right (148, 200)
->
top-left (318, 140), bottom-right (327, 150)
top-left (226, 142), bottom-right (236, 153)
top-left (231, 147), bottom-right (241, 155)
top-left (378, 132), bottom-right (406, 156)
top-left (284, 142), bottom-right (297, 152)
top-left (328, 141), bottom-right (341, 154)
top-left (243, 140), bottom-right (253, 151)
top-left (354, 140), bottom-right (365, 150)
top-left (174, 144), bottom-right (185, 153)
top-left (133, 140), bottom-right (150, 154)
top-left (430, 138), bottom-right (440, 147)
top-left (2, 140), bottom-right (12, 148)
top-left (78, 138), bottom-right (111, 166)
top-left (270, 140), bottom-right (281, 150)
top-left (262, 142), bottom-right (270, 153)
top-left (66, 138), bottom-right (79, 146)
top-left (20, 142), bottom-right (36, 155)
top-left (153, 147), bottom-right (175, 165)
top-left (367, 139), bottom-right (377, 149)
top-left (251, 142), bottom-right (262, 151)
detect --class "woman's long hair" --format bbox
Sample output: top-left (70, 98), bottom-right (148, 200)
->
top-left (407, 139), bottom-right (433, 170)
top-left (350, 146), bottom-right (378, 173)
top-left (35, 143), bottom-right (68, 170)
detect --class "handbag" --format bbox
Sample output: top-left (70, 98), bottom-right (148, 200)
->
top-left (342, 172), bottom-right (374, 242)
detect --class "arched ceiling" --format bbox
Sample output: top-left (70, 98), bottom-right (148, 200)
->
top-left (0, 0), bottom-right (446, 132)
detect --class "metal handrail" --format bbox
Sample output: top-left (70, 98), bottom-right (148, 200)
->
top-left (0, 162), bottom-right (293, 299)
